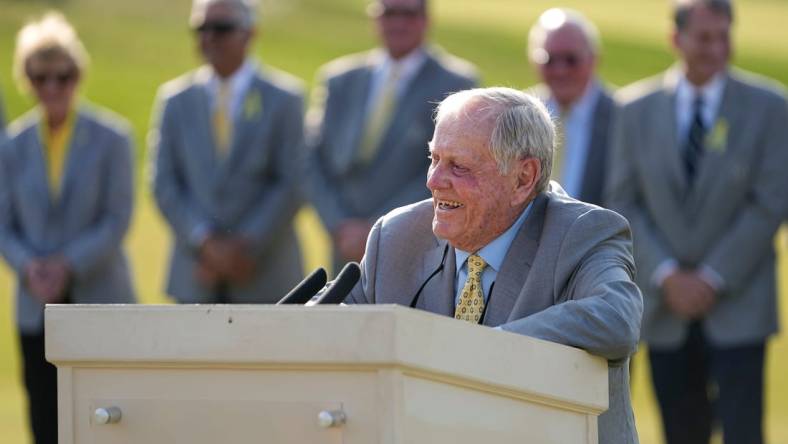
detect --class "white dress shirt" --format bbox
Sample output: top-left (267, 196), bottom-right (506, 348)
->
top-left (206, 59), bottom-right (256, 122)
top-left (364, 48), bottom-right (427, 113)
top-left (675, 72), bottom-right (726, 145)
top-left (546, 80), bottom-right (601, 199)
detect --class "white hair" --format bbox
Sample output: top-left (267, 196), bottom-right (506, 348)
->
top-left (527, 8), bottom-right (600, 64)
top-left (190, 0), bottom-right (259, 29)
top-left (434, 87), bottom-right (556, 194)
top-left (13, 11), bottom-right (89, 92)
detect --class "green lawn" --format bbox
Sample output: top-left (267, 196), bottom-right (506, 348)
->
top-left (1, 1), bottom-right (787, 442)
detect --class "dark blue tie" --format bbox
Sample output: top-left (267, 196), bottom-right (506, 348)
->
top-left (684, 95), bottom-right (705, 184)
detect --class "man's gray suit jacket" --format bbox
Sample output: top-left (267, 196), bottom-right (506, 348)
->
top-left (306, 47), bottom-right (478, 233)
top-left (150, 63), bottom-right (304, 303)
top-left (347, 186), bottom-right (643, 444)
top-left (0, 105), bottom-right (137, 333)
top-left (607, 67), bottom-right (788, 348)
top-left (0, 92), bottom-right (6, 138)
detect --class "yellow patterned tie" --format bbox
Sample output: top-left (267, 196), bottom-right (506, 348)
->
top-left (213, 80), bottom-right (232, 156)
top-left (358, 65), bottom-right (401, 164)
top-left (455, 254), bottom-right (487, 324)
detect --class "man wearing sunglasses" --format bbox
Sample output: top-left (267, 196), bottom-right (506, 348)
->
top-left (306, 0), bottom-right (477, 274)
top-left (527, 8), bottom-right (613, 207)
top-left (608, 1), bottom-right (788, 442)
top-left (150, 0), bottom-right (305, 304)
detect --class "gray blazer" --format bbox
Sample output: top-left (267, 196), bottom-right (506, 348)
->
top-left (348, 185), bottom-right (643, 444)
top-left (0, 92), bottom-right (6, 138)
top-left (530, 82), bottom-right (615, 206)
top-left (150, 63), bottom-right (305, 303)
top-left (306, 47), bottom-right (478, 233)
top-left (607, 67), bottom-right (788, 348)
top-left (0, 105), bottom-right (136, 333)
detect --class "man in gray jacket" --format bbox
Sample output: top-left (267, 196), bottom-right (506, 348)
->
top-left (150, 0), bottom-right (304, 303)
top-left (607, 1), bottom-right (788, 442)
top-left (306, 0), bottom-right (477, 273)
top-left (349, 87), bottom-right (643, 444)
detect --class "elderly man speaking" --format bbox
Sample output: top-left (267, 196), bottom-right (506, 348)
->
top-left (347, 87), bottom-right (642, 443)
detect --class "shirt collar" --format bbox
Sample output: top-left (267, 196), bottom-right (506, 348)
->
top-left (547, 79), bottom-right (600, 118)
top-left (676, 71), bottom-right (726, 113)
top-left (376, 47), bottom-right (427, 81)
top-left (455, 201), bottom-right (534, 274)
top-left (207, 59), bottom-right (255, 100)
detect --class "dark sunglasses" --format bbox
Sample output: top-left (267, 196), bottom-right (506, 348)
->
top-left (28, 70), bottom-right (77, 88)
top-left (368, 3), bottom-right (424, 19)
top-left (195, 21), bottom-right (240, 35)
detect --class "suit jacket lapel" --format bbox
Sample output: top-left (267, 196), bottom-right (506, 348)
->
top-left (223, 73), bottom-right (264, 174)
top-left (29, 122), bottom-right (54, 213)
top-left (334, 54), bottom-right (376, 173)
top-left (377, 52), bottom-right (437, 154)
top-left (483, 194), bottom-right (547, 326)
top-left (660, 71), bottom-right (689, 195)
top-left (57, 112), bottom-right (88, 208)
top-left (580, 91), bottom-right (612, 205)
top-left (418, 239), bottom-right (456, 317)
top-left (189, 67), bottom-right (221, 171)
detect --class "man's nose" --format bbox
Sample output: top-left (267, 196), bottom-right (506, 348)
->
top-left (426, 164), bottom-right (447, 191)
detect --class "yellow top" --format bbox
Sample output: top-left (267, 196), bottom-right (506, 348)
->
top-left (40, 109), bottom-right (76, 199)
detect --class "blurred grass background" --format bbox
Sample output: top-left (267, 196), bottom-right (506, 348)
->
top-left (0, 0), bottom-right (786, 442)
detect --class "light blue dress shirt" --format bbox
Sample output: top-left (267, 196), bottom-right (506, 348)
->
top-left (454, 202), bottom-right (534, 306)
top-left (547, 81), bottom-right (600, 199)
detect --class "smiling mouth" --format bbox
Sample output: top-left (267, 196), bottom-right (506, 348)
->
top-left (437, 199), bottom-right (463, 210)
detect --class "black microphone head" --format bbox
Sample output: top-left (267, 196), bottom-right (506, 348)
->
top-left (276, 267), bottom-right (328, 305)
top-left (315, 262), bottom-right (361, 305)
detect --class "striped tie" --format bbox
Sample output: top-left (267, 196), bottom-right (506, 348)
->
top-left (684, 95), bottom-right (705, 185)
top-left (455, 254), bottom-right (487, 324)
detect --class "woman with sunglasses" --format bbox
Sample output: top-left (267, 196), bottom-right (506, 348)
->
top-left (0, 12), bottom-right (136, 444)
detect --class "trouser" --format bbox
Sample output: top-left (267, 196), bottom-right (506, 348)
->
top-left (20, 330), bottom-right (58, 444)
top-left (649, 322), bottom-right (765, 444)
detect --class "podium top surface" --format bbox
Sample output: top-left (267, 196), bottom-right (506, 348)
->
top-left (45, 304), bottom-right (608, 411)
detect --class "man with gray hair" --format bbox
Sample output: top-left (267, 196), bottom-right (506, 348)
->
top-left (150, 0), bottom-right (305, 304)
top-left (348, 87), bottom-right (643, 444)
top-left (527, 8), bottom-right (614, 206)
top-left (306, 0), bottom-right (477, 274)
top-left (608, 0), bottom-right (788, 442)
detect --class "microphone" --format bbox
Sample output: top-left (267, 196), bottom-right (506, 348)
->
top-left (276, 267), bottom-right (328, 305)
top-left (314, 262), bottom-right (361, 305)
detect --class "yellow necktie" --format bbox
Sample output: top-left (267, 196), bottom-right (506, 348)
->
top-left (213, 80), bottom-right (232, 156)
top-left (358, 65), bottom-right (401, 164)
top-left (42, 111), bottom-right (75, 199)
top-left (551, 110), bottom-right (567, 184)
top-left (455, 254), bottom-right (487, 324)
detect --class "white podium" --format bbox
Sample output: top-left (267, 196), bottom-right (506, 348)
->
top-left (46, 304), bottom-right (608, 443)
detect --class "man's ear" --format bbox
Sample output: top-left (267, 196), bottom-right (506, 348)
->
top-left (512, 157), bottom-right (540, 206)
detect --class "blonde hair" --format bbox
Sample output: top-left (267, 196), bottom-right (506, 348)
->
top-left (13, 11), bottom-right (89, 92)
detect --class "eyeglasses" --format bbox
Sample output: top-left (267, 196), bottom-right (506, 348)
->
top-left (28, 70), bottom-right (77, 88)
top-left (195, 21), bottom-right (240, 35)
top-left (533, 49), bottom-right (587, 69)
top-left (367, 3), bottom-right (424, 19)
